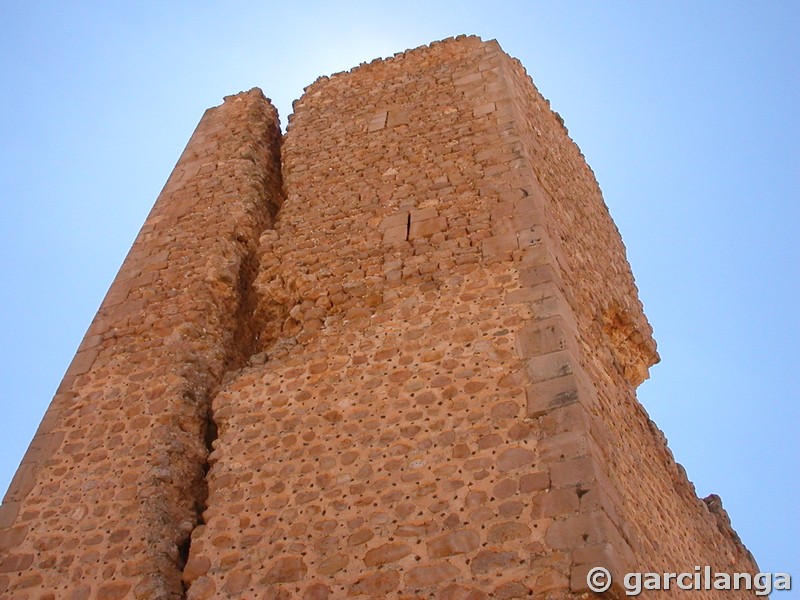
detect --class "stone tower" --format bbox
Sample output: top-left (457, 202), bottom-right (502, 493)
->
top-left (0, 36), bottom-right (757, 599)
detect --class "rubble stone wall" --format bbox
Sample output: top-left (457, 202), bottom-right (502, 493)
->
top-left (0, 90), bottom-right (283, 599)
top-left (0, 36), bottom-right (756, 600)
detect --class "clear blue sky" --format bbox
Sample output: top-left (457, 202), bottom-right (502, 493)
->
top-left (1, 0), bottom-right (797, 585)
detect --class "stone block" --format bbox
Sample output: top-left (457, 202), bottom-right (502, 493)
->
top-left (496, 447), bottom-right (536, 472)
top-left (410, 216), bottom-right (447, 238)
top-left (364, 542), bottom-right (412, 566)
top-left (519, 471), bottom-right (550, 493)
top-left (515, 315), bottom-right (576, 359)
top-left (0, 553), bottom-right (33, 573)
top-left (525, 374), bottom-right (579, 417)
top-left (263, 556), bottom-right (308, 583)
top-left (388, 109), bottom-right (411, 127)
top-left (525, 350), bottom-right (574, 383)
top-left (0, 526), bottom-right (27, 552)
top-left (570, 542), bottom-right (630, 597)
top-left (96, 583), bottom-right (131, 599)
top-left (531, 488), bottom-right (580, 519)
top-left (24, 431), bottom-right (65, 463)
top-left (519, 264), bottom-right (562, 288)
top-left (537, 431), bottom-right (591, 463)
top-left (545, 511), bottom-right (610, 550)
top-left (481, 233), bottom-right (518, 257)
top-left (526, 367), bottom-right (598, 418)
top-left (427, 529), bottom-right (480, 558)
top-left (550, 456), bottom-right (598, 488)
top-left (349, 569), bottom-right (400, 595)
top-left (318, 553), bottom-right (348, 575)
top-left (405, 562), bottom-right (461, 588)
top-left (379, 212), bottom-right (409, 231)
top-left (0, 502), bottom-right (19, 530)
top-left (383, 224), bottom-right (408, 243)
top-left (470, 550), bottom-right (519, 574)
top-left (368, 111), bottom-right (388, 131)
top-left (473, 102), bottom-right (496, 117)
top-left (412, 207), bottom-right (439, 222)
top-left (487, 521), bottom-right (531, 543)
top-left (3, 464), bottom-right (36, 503)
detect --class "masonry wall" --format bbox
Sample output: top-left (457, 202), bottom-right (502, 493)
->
top-left (0, 90), bottom-right (283, 598)
top-left (495, 50), bottom-right (759, 590)
top-left (0, 36), bottom-right (756, 600)
top-left (182, 37), bottom-right (755, 599)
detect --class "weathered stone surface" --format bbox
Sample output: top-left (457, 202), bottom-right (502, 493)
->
top-left (470, 550), bottom-right (519, 574)
top-left (427, 529), bottom-right (480, 558)
top-left (182, 555), bottom-right (211, 583)
top-left (303, 582), bottom-right (330, 600)
top-left (317, 553), bottom-right (348, 575)
top-left (519, 471), bottom-right (550, 493)
top-left (363, 542), bottom-right (412, 567)
top-left (96, 583), bottom-right (131, 600)
top-left (0, 34), bottom-right (757, 600)
top-left (487, 521), bottom-right (532, 543)
top-left (349, 570), bottom-right (400, 596)
top-left (405, 562), bottom-right (461, 588)
top-left (263, 556), bottom-right (308, 583)
top-left (496, 447), bottom-right (536, 472)
top-left (222, 571), bottom-right (251, 594)
top-left (441, 584), bottom-right (490, 600)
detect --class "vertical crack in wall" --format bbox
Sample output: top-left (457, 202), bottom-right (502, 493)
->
top-left (176, 240), bottom-right (280, 599)
top-left (177, 248), bottom-right (265, 595)
top-left (177, 102), bottom-right (285, 598)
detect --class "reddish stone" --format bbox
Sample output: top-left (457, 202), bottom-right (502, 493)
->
top-left (487, 521), bottom-right (532, 543)
top-left (348, 570), bottom-right (400, 595)
top-left (531, 488), bottom-right (580, 518)
top-left (364, 542), bottom-right (412, 567)
top-left (223, 571), bottom-right (252, 594)
top-left (493, 478), bottom-right (518, 499)
top-left (550, 456), bottom-right (596, 488)
top-left (0, 526), bottom-right (27, 552)
top-left (519, 471), bottom-right (550, 493)
top-left (477, 433), bottom-right (503, 449)
top-left (493, 581), bottom-right (532, 599)
top-left (187, 576), bottom-right (216, 600)
top-left (427, 529), bottom-right (480, 558)
top-left (0, 36), bottom-right (753, 600)
top-left (490, 401), bottom-right (521, 419)
top-left (0, 553), bottom-right (33, 573)
top-left (441, 584), bottom-right (490, 600)
top-left (304, 583), bottom-right (330, 600)
top-left (318, 553), bottom-right (348, 575)
top-left (347, 528), bottom-right (373, 546)
top-left (182, 555), bottom-right (211, 583)
top-left (496, 447), bottom-right (536, 472)
top-left (470, 550), bottom-right (519, 574)
top-left (404, 562), bottom-right (460, 588)
top-left (263, 556), bottom-right (308, 583)
top-left (96, 583), bottom-right (131, 600)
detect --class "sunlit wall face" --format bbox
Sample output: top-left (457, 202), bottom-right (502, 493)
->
top-left (0, 0), bottom-right (796, 579)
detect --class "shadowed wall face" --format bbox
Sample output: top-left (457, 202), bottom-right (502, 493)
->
top-left (0, 36), bottom-right (757, 600)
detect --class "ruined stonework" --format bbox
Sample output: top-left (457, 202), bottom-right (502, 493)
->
top-left (0, 36), bottom-right (757, 599)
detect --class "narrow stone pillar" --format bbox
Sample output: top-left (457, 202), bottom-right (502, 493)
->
top-left (0, 89), bottom-right (283, 599)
